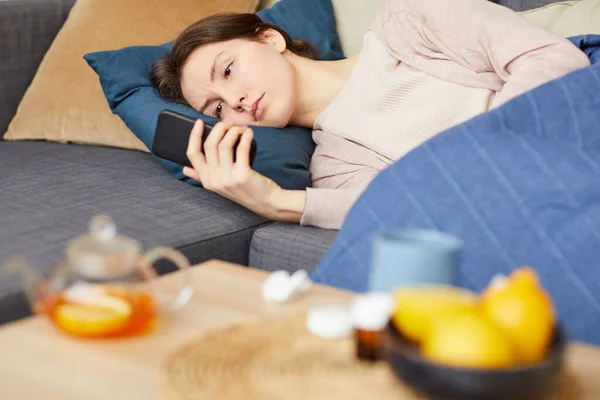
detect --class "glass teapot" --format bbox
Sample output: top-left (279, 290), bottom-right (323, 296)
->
top-left (1, 215), bottom-right (194, 338)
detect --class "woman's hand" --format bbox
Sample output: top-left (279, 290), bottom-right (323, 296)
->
top-left (183, 120), bottom-right (305, 222)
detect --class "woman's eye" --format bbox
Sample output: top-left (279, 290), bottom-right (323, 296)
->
top-left (224, 63), bottom-right (232, 79)
top-left (215, 102), bottom-right (223, 120)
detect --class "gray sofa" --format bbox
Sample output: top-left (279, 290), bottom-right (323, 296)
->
top-left (0, 0), bottom-right (556, 324)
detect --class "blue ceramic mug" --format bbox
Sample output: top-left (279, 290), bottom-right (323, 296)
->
top-left (369, 229), bottom-right (462, 292)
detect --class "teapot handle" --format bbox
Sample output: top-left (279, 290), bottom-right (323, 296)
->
top-left (137, 247), bottom-right (194, 312)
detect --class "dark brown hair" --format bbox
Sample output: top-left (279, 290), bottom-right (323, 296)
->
top-left (151, 13), bottom-right (315, 105)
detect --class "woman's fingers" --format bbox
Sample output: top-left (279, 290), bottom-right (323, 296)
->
top-left (204, 122), bottom-right (230, 167)
top-left (186, 120), bottom-right (207, 175)
top-left (219, 126), bottom-right (247, 166)
top-left (236, 128), bottom-right (254, 168)
top-left (186, 121), bottom-right (252, 192)
top-left (182, 166), bottom-right (200, 181)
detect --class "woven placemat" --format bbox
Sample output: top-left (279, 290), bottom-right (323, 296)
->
top-left (161, 314), bottom-right (580, 400)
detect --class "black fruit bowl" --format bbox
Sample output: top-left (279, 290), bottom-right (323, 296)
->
top-left (381, 322), bottom-right (567, 400)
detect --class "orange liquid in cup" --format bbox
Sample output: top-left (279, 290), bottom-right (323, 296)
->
top-left (40, 286), bottom-right (157, 339)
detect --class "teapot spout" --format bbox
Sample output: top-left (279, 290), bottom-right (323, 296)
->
top-left (1, 256), bottom-right (47, 310)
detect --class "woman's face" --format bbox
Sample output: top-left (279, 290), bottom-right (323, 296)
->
top-left (181, 32), bottom-right (296, 128)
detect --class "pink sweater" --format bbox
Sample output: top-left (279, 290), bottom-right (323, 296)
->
top-left (299, 0), bottom-right (590, 230)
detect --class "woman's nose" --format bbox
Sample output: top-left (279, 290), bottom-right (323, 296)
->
top-left (235, 97), bottom-right (246, 112)
top-left (227, 93), bottom-right (248, 113)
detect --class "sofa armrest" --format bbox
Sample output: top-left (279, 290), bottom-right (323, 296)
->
top-left (0, 0), bottom-right (76, 138)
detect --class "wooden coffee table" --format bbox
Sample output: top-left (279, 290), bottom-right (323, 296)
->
top-left (0, 260), bottom-right (599, 400)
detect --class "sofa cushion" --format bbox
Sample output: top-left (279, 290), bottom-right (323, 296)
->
top-left (249, 222), bottom-right (338, 273)
top-left (520, 1), bottom-right (578, 29)
top-left (0, 141), bottom-right (269, 322)
top-left (520, 0), bottom-right (600, 37)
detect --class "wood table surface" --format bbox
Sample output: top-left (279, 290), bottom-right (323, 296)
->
top-left (0, 260), bottom-right (598, 399)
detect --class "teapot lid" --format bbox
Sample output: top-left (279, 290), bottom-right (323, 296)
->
top-left (66, 215), bottom-right (141, 278)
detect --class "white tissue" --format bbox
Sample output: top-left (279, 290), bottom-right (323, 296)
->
top-left (261, 269), bottom-right (313, 303)
top-left (306, 305), bottom-right (353, 339)
top-left (289, 270), bottom-right (313, 293)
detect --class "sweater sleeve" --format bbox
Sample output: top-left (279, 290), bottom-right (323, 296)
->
top-left (299, 131), bottom-right (387, 230)
top-left (370, 0), bottom-right (590, 106)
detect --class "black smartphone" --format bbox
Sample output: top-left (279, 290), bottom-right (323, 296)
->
top-left (152, 109), bottom-right (258, 168)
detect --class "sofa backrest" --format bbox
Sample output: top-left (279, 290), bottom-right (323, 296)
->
top-left (496, 0), bottom-right (559, 11)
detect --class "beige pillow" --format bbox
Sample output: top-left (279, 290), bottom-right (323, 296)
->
top-left (5, 0), bottom-right (259, 152)
top-left (520, 0), bottom-right (600, 36)
top-left (329, 0), bottom-right (388, 56)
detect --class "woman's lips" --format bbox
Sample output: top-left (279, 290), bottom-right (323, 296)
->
top-left (251, 94), bottom-right (265, 121)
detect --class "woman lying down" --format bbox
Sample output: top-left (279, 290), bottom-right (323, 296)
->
top-left (151, 0), bottom-right (589, 230)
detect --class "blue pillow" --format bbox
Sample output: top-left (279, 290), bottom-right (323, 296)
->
top-left (84, 0), bottom-right (344, 189)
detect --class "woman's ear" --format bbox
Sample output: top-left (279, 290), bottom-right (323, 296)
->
top-left (261, 29), bottom-right (287, 53)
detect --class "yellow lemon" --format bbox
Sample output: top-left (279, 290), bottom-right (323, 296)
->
top-left (421, 312), bottom-right (518, 369)
top-left (392, 285), bottom-right (477, 343)
top-left (479, 267), bottom-right (555, 364)
top-left (54, 295), bottom-right (133, 337)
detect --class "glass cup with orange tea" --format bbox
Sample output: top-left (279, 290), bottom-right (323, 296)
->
top-left (1, 215), bottom-right (194, 339)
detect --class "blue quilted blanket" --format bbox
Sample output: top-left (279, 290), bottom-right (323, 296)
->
top-left (311, 35), bottom-right (600, 345)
